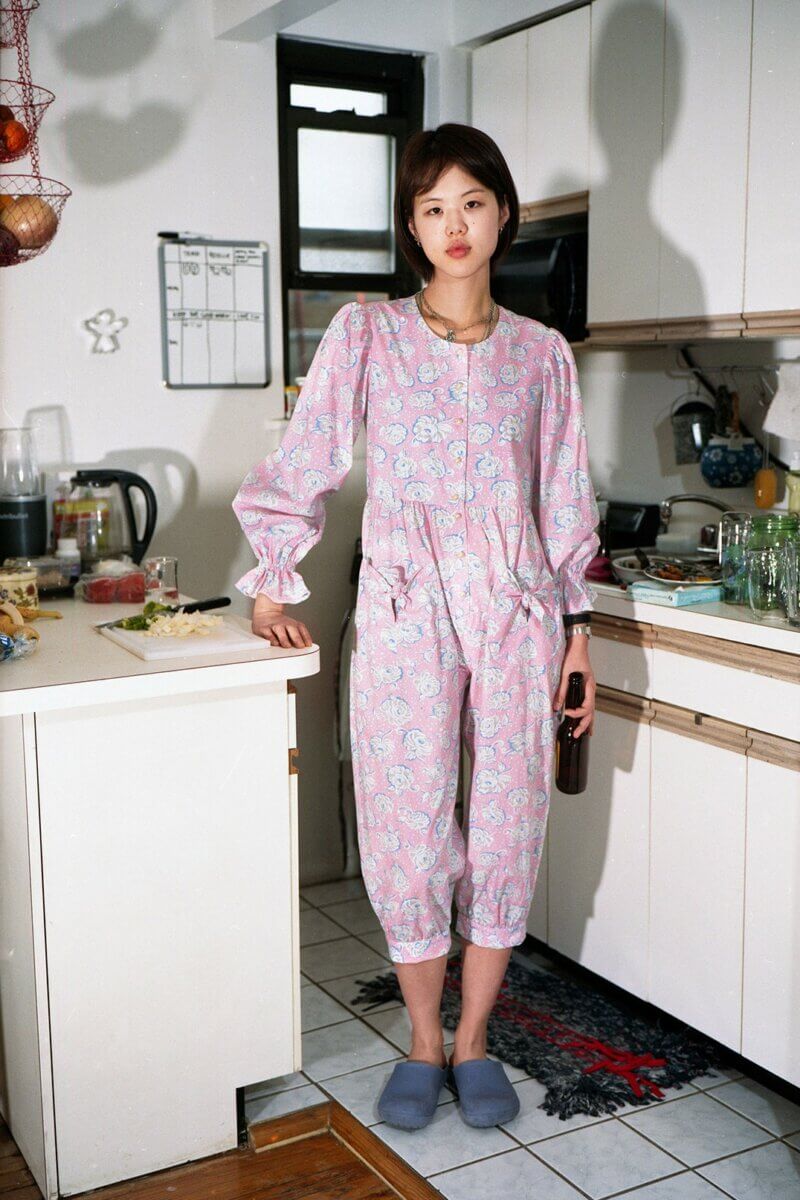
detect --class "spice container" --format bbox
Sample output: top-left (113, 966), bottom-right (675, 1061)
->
top-left (0, 566), bottom-right (38, 608)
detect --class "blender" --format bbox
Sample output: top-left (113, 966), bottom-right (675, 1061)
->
top-left (0, 427), bottom-right (48, 559)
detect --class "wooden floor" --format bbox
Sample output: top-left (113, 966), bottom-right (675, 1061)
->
top-left (1, 1102), bottom-right (438, 1200)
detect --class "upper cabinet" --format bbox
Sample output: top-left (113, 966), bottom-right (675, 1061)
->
top-left (471, 30), bottom-right (529, 203)
top-left (587, 0), bottom-right (665, 327)
top-left (473, 0), bottom-right (800, 340)
top-left (655, 0), bottom-right (752, 332)
top-left (743, 0), bottom-right (800, 332)
top-left (525, 6), bottom-right (591, 204)
top-left (472, 10), bottom-right (590, 217)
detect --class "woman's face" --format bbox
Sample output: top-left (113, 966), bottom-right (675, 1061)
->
top-left (409, 162), bottom-right (509, 280)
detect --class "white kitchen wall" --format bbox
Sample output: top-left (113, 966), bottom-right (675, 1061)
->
top-left (0, 0), bottom-right (469, 887)
top-left (2, 0), bottom-right (795, 887)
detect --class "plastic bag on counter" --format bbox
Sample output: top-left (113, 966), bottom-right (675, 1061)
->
top-left (74, 556), bottom-right (146, 604)
top-left (0, 629), bottom-right (39, 662)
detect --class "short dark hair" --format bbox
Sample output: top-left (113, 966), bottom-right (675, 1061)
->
top-left (394, 123), bottom-right (520, 284)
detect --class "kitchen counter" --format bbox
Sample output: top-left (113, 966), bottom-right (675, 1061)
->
top-left (0, 595), bottom-right (319, 716)
top-left (591, 579), bottom-right (799, 655)
top-left (0, 594), bottom-right (319, 1197)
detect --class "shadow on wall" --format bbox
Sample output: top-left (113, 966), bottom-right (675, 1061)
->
top-left (52, 0), bottom-right (195, 184)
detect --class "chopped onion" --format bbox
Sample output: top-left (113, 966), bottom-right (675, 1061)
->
top-left (143, 611), bottom-right (223, 638)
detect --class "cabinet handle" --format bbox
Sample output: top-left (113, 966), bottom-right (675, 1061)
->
top-left (288, 746), bottom-right (299, 776)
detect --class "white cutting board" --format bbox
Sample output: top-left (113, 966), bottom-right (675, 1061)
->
top-left (98, 617), bottom-right (270, 660)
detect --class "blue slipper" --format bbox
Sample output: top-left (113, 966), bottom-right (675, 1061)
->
top-left (448, 1058), bottom-right (521, 1127)
top-left (376, 1060), bottom-right (447, 1130)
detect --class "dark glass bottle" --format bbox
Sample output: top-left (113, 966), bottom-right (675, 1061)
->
top-left (555, 671), bottom-right (590, 794)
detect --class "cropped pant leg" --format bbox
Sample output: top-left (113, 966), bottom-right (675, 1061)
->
top-left (453, 582), bottom-right (565, 950)
top-left (349, 560), bottom-right (468, 964)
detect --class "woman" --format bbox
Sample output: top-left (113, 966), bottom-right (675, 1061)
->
top-left (232, 123), bottom-right (599, 1131)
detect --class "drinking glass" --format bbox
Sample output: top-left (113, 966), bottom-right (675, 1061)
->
top-left (143, 555), bottom-right (179, 603)
top-left (782, 539), bottom-right (800, 626)
top-left (719, 511), bottom-right (751, 604)
top-left (744, 546), bottom-right (783, 618)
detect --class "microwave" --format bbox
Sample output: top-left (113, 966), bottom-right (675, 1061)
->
top-left (491, 211), bottom-right (588, 343)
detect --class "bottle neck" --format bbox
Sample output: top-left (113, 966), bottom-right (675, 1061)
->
top-left (566, 672), bottom-right (584, 710)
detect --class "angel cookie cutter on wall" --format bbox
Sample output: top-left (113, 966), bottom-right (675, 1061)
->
top-left (83, 308), bottom-right (129, 353)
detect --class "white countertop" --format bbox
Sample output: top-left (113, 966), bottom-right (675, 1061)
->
top-left (0, 596), bottom-right (320, 717)
top-left (592, 580), bottom-right (799, 654)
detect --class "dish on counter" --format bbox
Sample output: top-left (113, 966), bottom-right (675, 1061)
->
top-left (643, 559), bottom-right (722, 587)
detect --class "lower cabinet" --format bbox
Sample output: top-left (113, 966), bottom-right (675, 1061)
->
top-left (547, 690), bottom-right (650, 1000)
top-left (649, 706), bottom-right (748, 1052)
top-left (529, 629), bottom-right (800, 1088)
top-left (741, 736), bottom-right (800, 1085)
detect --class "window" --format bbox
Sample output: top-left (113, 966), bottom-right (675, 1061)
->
top-left (278, 39), bottom-right (424, 383)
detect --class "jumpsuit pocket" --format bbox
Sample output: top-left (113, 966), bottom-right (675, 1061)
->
top-left (362, 558), bottom-right (435, 622)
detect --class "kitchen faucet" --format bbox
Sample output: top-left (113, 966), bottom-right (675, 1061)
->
top-left (658, 493), bottom-right (740, 534)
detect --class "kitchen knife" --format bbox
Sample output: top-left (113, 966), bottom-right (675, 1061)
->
top-left (94, 596), bottom-right (231, 630)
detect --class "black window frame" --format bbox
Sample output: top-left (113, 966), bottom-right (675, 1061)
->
top-left (277, 37), bottom-right (424, 381)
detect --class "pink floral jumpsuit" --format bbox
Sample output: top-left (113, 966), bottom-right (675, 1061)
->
top-left (233, 296), bottom-right (600, 964)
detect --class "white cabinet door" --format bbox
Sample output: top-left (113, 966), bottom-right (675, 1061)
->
top-left (656, 0), bottom-right (752, 322)
top-left (471, 31), bottom-right (528, 202)
top-left (744, 0), bottom-right (800, 318)
top-left (525, 7), bottom-right (591, 203)
top-left (547, 704), bottom-right (650, 999)
top-left (36, 684), bottom-right (294, 1194)
top-left (741, 751), bottom-right (800, 1087)
top-left (587, 0), bottom-right (665, 324)
top-left (650, 724), bottom-right (747, 1050)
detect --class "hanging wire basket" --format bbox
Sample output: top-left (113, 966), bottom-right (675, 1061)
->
top-left (0, 0), bottom-right (38, 49)
top-left (0, 80), bottom-right (53, 163)
top-left (0, 173), bottom-right (71, 264)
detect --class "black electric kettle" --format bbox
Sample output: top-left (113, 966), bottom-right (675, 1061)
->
top-left (72, 469), bottom-right (157, 565)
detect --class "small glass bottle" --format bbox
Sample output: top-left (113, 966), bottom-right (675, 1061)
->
top-left (555, 671), bottom-right (590, 795)
top-left (55, 536), bottom-right (81, 590)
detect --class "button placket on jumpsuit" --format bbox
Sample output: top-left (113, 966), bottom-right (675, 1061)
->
top-left (232, 297), bottom-right (600, 965)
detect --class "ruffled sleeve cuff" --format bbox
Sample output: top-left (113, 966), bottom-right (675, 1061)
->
top-left (560, 572), bottom-right (598, 616)
top-left (235, 562), bottom-right (311, 605)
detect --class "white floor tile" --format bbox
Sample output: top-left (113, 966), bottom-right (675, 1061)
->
top-left (317, 968), bottom-right (403, 1015)
top-left (787, 1131), bottom-right (800, 1151)
top-left (499, 1077), bottom-right (611, 1144)
top-left (301, 982), bottom-right (353, 1033)
top-left (357, 930), bottom-right (393, 959)
top-left (487, 1052), bottom-right (528, 1083)
top-left (703, 1077), bottom-right (800, 1138)
top-left (299, 908), bottom-right (350, 947)
top-left (301, 1017), bottom-right (400, 1082)
top-left (691, 1065), bottom-right (745, 1089)
top-left (530, 1117), bottom-right (685, 1198)
top-left (320, 1059), bottom-right (454, 1127)
top-left (363, 1006), bottom-right (454, 1057)
top-left (429, 1146), bottom-right (586, 1199)
top-left (611, 1173), bottom-right (735, 1199)
top-left (697, 1138), bottom-right (800, 1199)
top-left (301, 877), bottom-right (366, 906)
top-left (299, 897), bottom-right (310, 911)
top-left (245, 1082), bottom-right (327, 1126)
top-left (372, 1101), bottom-right (516, 1177)
top-left (244, 1070), bottom-right (307, 1101)
top-left (320, 896), bottom-right (383, 935)
top-left (621, 1090), bottom-right (773, 1167)
top-left (300, 936), bottom-right (388, 982)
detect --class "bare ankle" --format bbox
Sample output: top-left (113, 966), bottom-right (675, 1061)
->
top-left (408, 1032), bottom-right (446, 1067)
top-left (452, 1029), bottom-right (487, 1064)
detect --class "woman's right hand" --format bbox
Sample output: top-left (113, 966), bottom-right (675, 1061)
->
top-left (252, 593), bottom-right (314, 649)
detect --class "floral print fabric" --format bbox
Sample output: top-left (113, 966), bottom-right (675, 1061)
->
top-left (233, 296), bottom-right (600, 962)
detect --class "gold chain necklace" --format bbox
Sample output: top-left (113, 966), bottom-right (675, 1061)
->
top-left (417, 289), bottom-right (497, 343)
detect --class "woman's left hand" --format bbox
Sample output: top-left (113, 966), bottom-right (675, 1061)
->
top-left (552, 636), bottom-right (596, 738)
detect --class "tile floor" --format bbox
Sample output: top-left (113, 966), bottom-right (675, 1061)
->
top-left (244, 876), bottom-right (800, 1200)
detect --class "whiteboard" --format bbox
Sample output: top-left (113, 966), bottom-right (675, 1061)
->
top-left (158, 237), bottom-right (271, 388)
